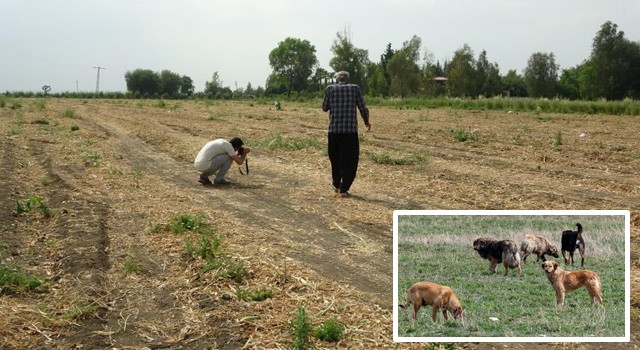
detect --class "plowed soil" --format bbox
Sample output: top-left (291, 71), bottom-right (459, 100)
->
top-left (1, 98), bottom-right (638, 349)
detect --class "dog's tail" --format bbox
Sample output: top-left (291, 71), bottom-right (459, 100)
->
top-left (504, 250), bottom-right (521, 269)
top-left (576, 223), bottom-right (583, 236)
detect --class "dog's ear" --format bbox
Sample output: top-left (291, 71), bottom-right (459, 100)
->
top-left (553, 261), bottom-right (558, 270)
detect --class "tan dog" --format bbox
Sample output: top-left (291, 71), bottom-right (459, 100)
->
top-left (399, 282), bottom-right (464, 325)
top-left (541, 261), bottom-right (603, 306)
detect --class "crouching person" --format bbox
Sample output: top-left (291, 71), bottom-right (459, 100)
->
top-left (194, 137), bottom-right (249, 186)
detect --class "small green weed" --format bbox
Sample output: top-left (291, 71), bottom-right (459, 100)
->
top-left (222, 259), bottom-right (249, 283)
top-left (0, 262), bottom-right (44, 295)
top-left (313, 318), bottom-right (344, 342)
top-left (63, 109), bottom-right (78, 118)
top-left (450, 127), bottom-right (478, 142)
top-left (14, 195), bottom-right (54, 218)
top-left (185, 234), bottom-right (223, 260)
top-left (365, 150), bottom-right (428, 166)
top-left (170, 213), bottom-right (213, 235)
top-left (81, 150), bottom-right (101, 167)
top-left (236, 287), bottom-right (274, 302)
top-left (41, 177), bottom-right (53, 186)
top-left (62, 305), bottom-right (100, 320)
top-left (70, 125), bottom-right (80, 131)
top-left (290, 306), bottom-right (312, 350)
top-left (261, 133), bottom-right (320, 151)
top-left (123, 256), bottom-right (142, 275)
top-left (553, 131), bottom-right (563, 146)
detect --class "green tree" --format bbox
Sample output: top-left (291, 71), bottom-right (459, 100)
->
top-left (268, 37), bottom-right (318, 96)
top-left (502, 69), bottom-right (527, 97)
top-left (204, 71), bottom-right (222, 98)
top-left (365, 63), bottom-right (388, 97)
top-left (447, 44), bottom-right (478, 97)
top-left (557, 66), bottom-right (582, 100)
top-left (387, 35), bottom-right (422, 97)
top-left (524, 52), bottom-right (558, 98)
top-left (124, 69), bottom-right (160, 96)
top-left (582, 21), bottom-right (640, 100)
top-left (159, 70), bottom-right (182, 97)
top-left (180, 75), bottom-right (194, 96)
top-left (329, 28), bottom-right (370, 89)
top-left (380, 43), bottom-right (395, 92)
top-left (476, 50), bottom-right (502, 97)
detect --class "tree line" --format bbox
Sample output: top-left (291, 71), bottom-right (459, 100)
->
top-left (263, 21), bottom-right (639, 101)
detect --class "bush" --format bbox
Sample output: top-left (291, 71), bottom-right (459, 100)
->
top-left (313, 319), bottom-right (344, 342)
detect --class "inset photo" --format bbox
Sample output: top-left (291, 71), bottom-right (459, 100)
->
top-left (393, 210), bottom-right (630, 343)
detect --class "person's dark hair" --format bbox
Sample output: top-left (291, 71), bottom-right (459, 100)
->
top-left (229, 137), bottom-right (244, 149)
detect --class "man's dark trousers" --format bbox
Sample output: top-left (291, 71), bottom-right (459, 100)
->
top-left (328, 133), bottom-right (359, 193)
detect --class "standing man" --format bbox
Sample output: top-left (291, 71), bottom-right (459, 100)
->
top-left (194, 137), bottom-right (249, 186)
top-left (322, 71), bottom-right (371, 197)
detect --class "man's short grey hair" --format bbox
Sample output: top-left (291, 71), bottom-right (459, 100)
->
top-left (334, 71), bottom-right (350, 83)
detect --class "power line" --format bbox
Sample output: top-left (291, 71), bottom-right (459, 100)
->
top-left (93, 66), bottom-right (106, 94)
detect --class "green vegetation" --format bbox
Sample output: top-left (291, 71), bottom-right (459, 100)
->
top-left (290, 306), bottom-right (313, 350)
top-left (63, 109), bottom-right (78, 118)
top-left (236, 287), bottom-right (274, 302)
top-left (169, 213), bottom-right (213, 235)
top-left (364, 150), bottom-right (428, 166)
top-left (81, 150), bottom-right (101, 167)
top-left (450, 127), bottom-right (478, 142)
top-left (313, 318), bottom-right (344, 342)
top-left (123, 256), bottom-right (142, 275)
top-left (14, 195), bottom-right (54, 218)
top-left (1, 244), bottom-right (45, 295)
top-left (258, 133), bottom-right (320, 151)
top-left (397, 215), bottom-right (626, 338)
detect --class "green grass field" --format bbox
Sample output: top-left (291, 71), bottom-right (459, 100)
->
top-left (396, 214), bottom-right (626, 338)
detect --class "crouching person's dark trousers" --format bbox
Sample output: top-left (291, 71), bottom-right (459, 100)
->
top-left (328, 132), bottom-right (359, 194)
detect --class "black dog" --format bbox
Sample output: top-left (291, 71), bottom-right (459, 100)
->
top-left (473, 238), bottom-right (521, 276)
top-left (561, 223), bottom-right (586, 266)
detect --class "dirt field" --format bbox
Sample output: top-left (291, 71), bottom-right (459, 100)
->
top-left (1, 98), bottom-right (638, 349)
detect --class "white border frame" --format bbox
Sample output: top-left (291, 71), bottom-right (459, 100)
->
top-left (393, 210), bottom-right (630, 343)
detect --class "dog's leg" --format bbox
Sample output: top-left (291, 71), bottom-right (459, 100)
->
top-left (562, 250), bottom-right (569, 264)
top-left (489, 259), bottom-right (498, 274)
top-left (412, 303), bottom-right (420, 325)
top-left (503, 261), bottom-right (509, 276)
top-left (579, 246), bottom-right (585, 267)
top-left (431, 305), bottom-right (440, 322)
top-left (569, 251), bottom-right (575, 266)
top-left (556, 289), bottom-right (565, 306)
top-left (442, 309), bottom-right (449, 321)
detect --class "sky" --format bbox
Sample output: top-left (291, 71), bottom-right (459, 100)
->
top-left (2, 0), bottom-right (639, 94)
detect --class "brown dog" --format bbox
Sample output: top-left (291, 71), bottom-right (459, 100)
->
top-left (520, 234), bottom-right (559, 262)
top-left (541, 261), bottom-right (603, 306)
top-left (399, 281), bottom-right (464, 325)
top-left (473, 237), bottom-right (522, 276)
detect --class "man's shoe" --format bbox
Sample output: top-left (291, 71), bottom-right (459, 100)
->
top-left (214, 179), bottom-right (231, 186)
top-left (338, 192), bottom-right (350, 198)
top-left (198, 175), bottom-right (213, 185)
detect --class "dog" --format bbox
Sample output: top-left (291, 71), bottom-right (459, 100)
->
top-left (473, 237), bottom-right (522, 276)
top-left (399, 281), bottom-right (464, 325)
top-left (561, 223), bottom-right (586, 266)
top-left (541, 260), bottom-right (603, 306)
top-left (520, 234), bottom-right (559, 262)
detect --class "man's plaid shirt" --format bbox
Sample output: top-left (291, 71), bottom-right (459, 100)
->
top-left (322, 83), bottom-right (369, 133)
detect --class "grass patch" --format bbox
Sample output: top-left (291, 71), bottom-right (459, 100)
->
top-left (81, 150), bottom-right (101, 167)
top-left (365, 150), bottom-right (428, 166)
top-left (258, 133), bottom-right (320, 151)
top-left (313, 318), bottom-right (344, 342)
top-left (32, 119), bottom-right (50, 125)
top-left (236, 287), bottom-right (274, 302)
top-left (553, 131), bottom-right (563, 146)
top-left (70, 125), bottom-right (80, 131)
top-left (170, 213), bottom-right (213, 235)
top-left (0, 262), bottom-right (45, 295)
top-left (123, 256), bottom-right (142, 275)
top-left (397, 214), bottom-right (626, 338)
top-left (450, 127), bottom-right (478, 142)
top-left (63, 109), bottom-right (78, 118)
top-left (14, 195), bottom-right (54, 218)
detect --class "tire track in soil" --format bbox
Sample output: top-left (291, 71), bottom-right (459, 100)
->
top-left (82, 115), bottom-right (394, 308)
top-left (0, 138), bottom-right (21, 253)
top-left (27, 139), bottom-right (112, 347)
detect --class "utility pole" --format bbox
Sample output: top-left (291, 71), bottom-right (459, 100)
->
top-left (93, 66), bottom-right (105, 94)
